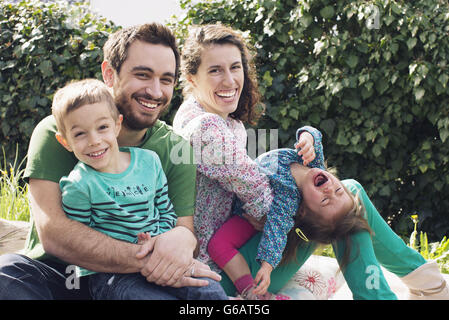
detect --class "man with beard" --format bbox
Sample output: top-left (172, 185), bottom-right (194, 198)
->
top-left (0, 23), bottom-right (223, 299)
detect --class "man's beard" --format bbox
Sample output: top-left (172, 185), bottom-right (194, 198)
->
top-left (114, 89), bottom-right (168, 131)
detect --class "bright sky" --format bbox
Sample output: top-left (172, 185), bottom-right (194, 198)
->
top-left (89, 0), bottom-right (185, 26)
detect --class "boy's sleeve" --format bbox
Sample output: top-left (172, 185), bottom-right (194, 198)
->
top-left (59, 172), bottom-right (92, 225)
top-left (153, 156), bottom-right (177, 232)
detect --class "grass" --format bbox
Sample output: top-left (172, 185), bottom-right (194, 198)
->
top-left (0, 146), bottom-right (30, 222)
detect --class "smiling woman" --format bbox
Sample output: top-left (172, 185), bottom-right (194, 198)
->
top-left (186, 43), bottom-right (244, 119)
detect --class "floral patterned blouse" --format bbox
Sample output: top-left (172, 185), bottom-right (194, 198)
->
top-left (173, 96), bottom-right (274, 270)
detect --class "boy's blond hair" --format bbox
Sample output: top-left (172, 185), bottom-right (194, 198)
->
top-left (52, 79), bottom-right (118, 137)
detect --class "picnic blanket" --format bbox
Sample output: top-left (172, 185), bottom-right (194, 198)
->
top-left (0, 218), bottom-right (29, 255)
top-left (1, 218), bottom-right (447, 300)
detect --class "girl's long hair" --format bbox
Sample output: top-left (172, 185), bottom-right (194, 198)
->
top-left (280, 185), bottom-right (373, 272)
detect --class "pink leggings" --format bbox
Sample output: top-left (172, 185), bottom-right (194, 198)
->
top-left (207, 215), bottom-right (258, 268)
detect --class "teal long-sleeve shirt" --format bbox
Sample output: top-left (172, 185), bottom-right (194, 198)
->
top-left (60, 147), bottom-right (177, 276)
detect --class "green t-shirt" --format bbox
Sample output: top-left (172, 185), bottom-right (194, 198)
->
top-left (23, 115), bottom-right (196, 261)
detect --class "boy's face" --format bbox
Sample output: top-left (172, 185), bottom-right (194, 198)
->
top-left (103, 40), bottom-right (176, 131)
top-left (300, 168), bottom-right (353, 222)
top-left (57, 102), bottom-right (122, 173)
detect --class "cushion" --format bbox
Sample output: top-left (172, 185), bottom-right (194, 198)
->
top-left (278, 255), bottom-right (345, 300)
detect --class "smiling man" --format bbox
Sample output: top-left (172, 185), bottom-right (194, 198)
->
top-left (0, 23), bottom-right (224, 300)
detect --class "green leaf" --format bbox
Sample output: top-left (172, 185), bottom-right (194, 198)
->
top-left (336, 132), bottom-right (349, 146)
top-left (330, 81), bottom-right (343, 95)
top-left (419, 164), bottom-right (428, 173)
top-left (289, 109), bottom-right (299, 120)
top-left (343, 97), bottom-right (361, 109)
top-left (406, 38), bottom-right (417, 50)
top-left (320, 6), bottom-right (335, 19)
top-left (379, 185), bottom-right (391, 196)
top-left (372, 144), bottom-right (382, 157)
top-left (351, 135), bottom-right (361, 145)
top-left (262, 71), bottom-right (273, 86)
top-left (440, 129), bottom-right (449, 143)
top-left (414, 88), bottom-right (425, 101)
top-left (376, 79), bottom-right (389, 95)
top-left (346, 55), bottom-right (359, 68)
top-left (438, 74), bottom-right (449, 88)
top-left (320, 119), bottom-right (336, 136)
top-left (38, 60), bottom-right (53, 78)
top-left (1, 60), bottom-right (16, 70)
top-left (301, 14), bottom-right (313, 28)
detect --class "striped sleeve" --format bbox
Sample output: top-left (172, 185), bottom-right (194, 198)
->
top-left (59, 173), bottom-right (92, 225)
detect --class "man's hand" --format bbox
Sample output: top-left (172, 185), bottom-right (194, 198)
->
top-left (136, 226), bottom-right (197, 286)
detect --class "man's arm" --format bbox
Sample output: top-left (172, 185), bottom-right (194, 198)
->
top-left (29, 178), bottom-right (148, 273)
top-left (30, 178), bottom-right (214, 287)
top-left (137, 215), bottom-right (199, 286)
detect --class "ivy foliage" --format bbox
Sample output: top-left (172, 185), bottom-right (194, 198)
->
top-left (0, 0), bottom-right (118, 163)
top-left (170, 0), bottom-right (449, 239)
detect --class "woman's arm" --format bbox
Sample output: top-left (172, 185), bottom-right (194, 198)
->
top-left (193, 115), bottom-right (272, 220)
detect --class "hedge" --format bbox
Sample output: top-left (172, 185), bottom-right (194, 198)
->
top-left (1, 0), bottom-right (448, 239)
top-left (0, 0), bottom-right (118, 163)
top-left (170, 0), bottom-right (449, 240)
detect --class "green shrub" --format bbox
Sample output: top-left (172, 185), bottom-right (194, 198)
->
top-left (171, 0), bottom-right (449, 240)
top-left (0, 0), bottom-right (118, 165)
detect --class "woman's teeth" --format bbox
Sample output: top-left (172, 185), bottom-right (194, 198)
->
top-left (216, 90), bottom-right (236, 98)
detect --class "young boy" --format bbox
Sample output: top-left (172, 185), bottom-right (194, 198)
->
top-left (52, 79), bottom-right (227, 299)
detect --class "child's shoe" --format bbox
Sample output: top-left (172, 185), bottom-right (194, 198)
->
top-left (401, 261), bottom-right (449, 300)
top-left (239, 285), bottom-right (291, 300)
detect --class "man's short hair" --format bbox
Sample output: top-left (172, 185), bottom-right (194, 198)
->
top-left (103, 23), bottom-right (180, 79)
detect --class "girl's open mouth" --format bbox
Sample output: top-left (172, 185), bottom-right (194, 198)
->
top-left (314, 173), bottom-right (328, 187)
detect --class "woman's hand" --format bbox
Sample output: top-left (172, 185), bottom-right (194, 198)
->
top-left (171, 259), bottom-right (222, 288)
top-left (294, 131), bottom-right (316, 166)
top-left (253, 261), bottom-right (273, 295)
